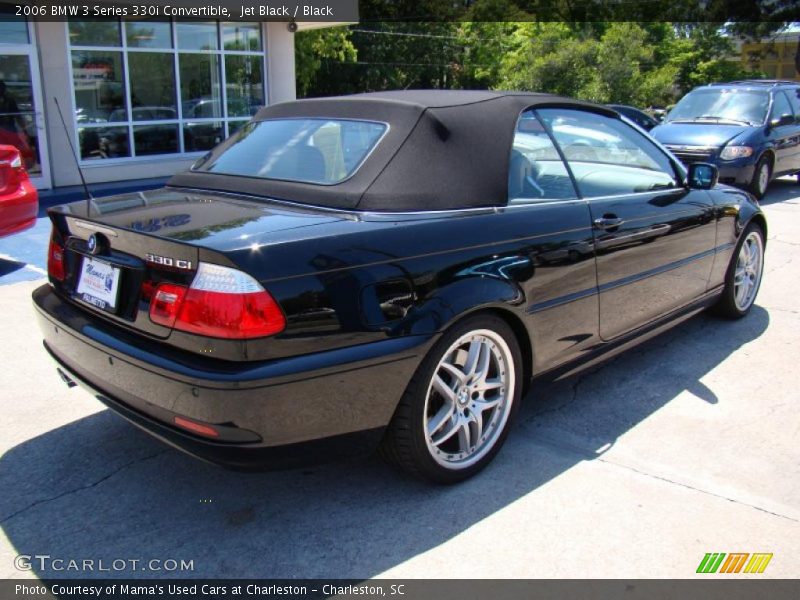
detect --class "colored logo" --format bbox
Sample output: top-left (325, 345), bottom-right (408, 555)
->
top-left (696, 552), bottom-right (773, 574)
top-left (87, 232), bottom-right (109, 255)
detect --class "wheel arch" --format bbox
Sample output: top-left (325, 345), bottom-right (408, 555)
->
top-left (433, 305), bottom-right (534, 397)
top-left (748, 212), bottom-right (768, 242)
top-left (759, 148), bottom-right (776, 173)
top-left (482, 307), bottom-right (533, 396)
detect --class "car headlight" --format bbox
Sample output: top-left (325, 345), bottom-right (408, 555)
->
top-left (720, 145), bottom-right (754, 160)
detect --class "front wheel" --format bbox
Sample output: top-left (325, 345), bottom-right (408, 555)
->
top-left (711, 223), bottom-right (765, 318)
top-left (748, 156), bottom-right (771, 199)
top-left (380, 315), bottom-right (523, 484)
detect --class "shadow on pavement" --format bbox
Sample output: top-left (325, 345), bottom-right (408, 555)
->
top-left (0, 307), bottom-right (769, 579)
top-left (760, 178), bottom-right (800, 206)
top-left (0, 258), bottom-right (26, 278)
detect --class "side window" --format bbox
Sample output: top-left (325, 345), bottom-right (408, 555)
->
top-left (537, 108), bottom-right (679, 198)
top-left (787, 88), bottom-right (800, 119)
top-left (771, 91), bottom-right (795, 123)
top-left (509, 110), bottom-right (577, 202)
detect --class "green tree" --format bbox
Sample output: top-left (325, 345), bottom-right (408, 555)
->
top-left (667, 24), bottom-right (762, 95)
top-left (298, 19), bottom-right (772, 104)
top-left (295, 27), bottom-right (357, 97)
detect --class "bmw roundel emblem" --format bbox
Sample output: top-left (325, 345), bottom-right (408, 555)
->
top-left (87, 233), bottom-right (107, 255)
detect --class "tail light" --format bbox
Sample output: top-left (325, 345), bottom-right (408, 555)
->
top-left (149, 263), bottom-right (286, 339)
top-left (47, 236), bottom-right (65, 282)
top-left (0, 148), bottom-right (25, 188)
top-left (149, 283), bottom-right (187, 328)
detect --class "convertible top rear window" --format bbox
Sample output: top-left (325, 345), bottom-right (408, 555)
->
top-left (194, 118), bottom-right (387, 185)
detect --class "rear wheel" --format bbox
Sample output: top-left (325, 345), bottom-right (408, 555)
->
top-left (748, 156), bottom-right (771, 199)
top-left (380, 315), bottom-right (523, 484)
top-left (711, 223), bottom-right (765, 318)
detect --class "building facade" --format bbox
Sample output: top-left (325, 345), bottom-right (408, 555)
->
top-left (740, 31), bottom-right (800, 82)
top-left (0, 14), bottom-right (338, 192)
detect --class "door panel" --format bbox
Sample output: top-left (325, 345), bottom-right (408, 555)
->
top-left (768, 91), bottom-right (800, 176)
top-left (536, 107), bottom-right (718, 341)
top-left (589, 189), bottom-right (716, 339)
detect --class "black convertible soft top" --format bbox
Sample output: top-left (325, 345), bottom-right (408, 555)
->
top-left (169, 90), bottom-right (617, 212)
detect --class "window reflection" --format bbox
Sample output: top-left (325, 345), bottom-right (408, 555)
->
top-left (0, 6), bottom-right (29, 44)
top-left (180, 53), bottom-right (222, 119)
top-left (79, 126), bottom-right (130, 159)
top-left (126, 20), bottom-right (172, 49)
top-left (222, 23), bottom-right (261, 51)
top-left (68, 19), bottom-right (121, 46)
top-left (225, 55), bottom-right (264, 117)
top-left (128, 53), bottom-right (176, 119)
top-left (176, 21), bottom-right (218, 51)
top-left (134, 124), bottom-right (178, 155)
top-left (68, 19), bottom-right (265, 160)
top-left (72, 50), bottom-right (126, 123)
top-left (0, 55), bottom-right (41, 175)
top-left (184, 121), bottom-right (224, 151)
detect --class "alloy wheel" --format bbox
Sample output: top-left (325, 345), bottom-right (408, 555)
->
top-left (423, 329), bottom-right (515, 469)
top-left (733, 231), bottom-right (764, 312)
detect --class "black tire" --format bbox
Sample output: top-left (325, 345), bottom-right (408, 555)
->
top-left (379, 314), bottom-right (523, 484)
top-left (748, 156), bottom-right (771, 199)
top-left (710, 222), bottom-right (765, 319)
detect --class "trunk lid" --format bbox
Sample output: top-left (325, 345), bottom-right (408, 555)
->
top-left (49, 187), bottom-right (345, 339)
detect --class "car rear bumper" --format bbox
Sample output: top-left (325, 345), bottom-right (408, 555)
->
top-left (0, 180), bottom-right (38, 237)
top-left (33, 284), bottom-right (432, 469)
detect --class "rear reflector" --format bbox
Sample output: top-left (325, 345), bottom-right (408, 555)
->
top-left (173, 416), bottom-right (219, 438)
top-left (47, 236), bottom-right (65, 282)
top-left (148, 262), bottom-right (286, 339)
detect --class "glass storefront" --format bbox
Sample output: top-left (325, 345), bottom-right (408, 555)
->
top-left (68, 18), bottom-right (266, 161)
top-left (0, 9), bottom-right (50, 188)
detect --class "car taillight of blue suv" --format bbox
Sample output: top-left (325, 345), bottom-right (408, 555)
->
top-left (651, 80), bottom-right (800, 199)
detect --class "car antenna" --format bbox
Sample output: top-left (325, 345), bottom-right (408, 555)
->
top-left (53, 96), bottom-right (93, 216)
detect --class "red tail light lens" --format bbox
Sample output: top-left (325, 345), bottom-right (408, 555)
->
top-left (176, 288), bottom-right (286, 339)
top-left (47, 237), bottom-right (65, 282)
top-left (148, 263), bottom-right (286, 339)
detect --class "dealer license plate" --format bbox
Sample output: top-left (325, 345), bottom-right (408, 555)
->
top-left (76, 257), bottom-right (121, 312)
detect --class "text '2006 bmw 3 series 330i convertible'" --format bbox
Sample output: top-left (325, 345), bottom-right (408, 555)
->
top-left (34, 91), bottom-right (766, 483)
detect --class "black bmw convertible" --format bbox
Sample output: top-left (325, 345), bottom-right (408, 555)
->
top-left (34, 90), bottom-right (766, 483)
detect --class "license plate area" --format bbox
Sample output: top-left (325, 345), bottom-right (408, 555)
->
top-left (76, 256), bottom-right (121, 314)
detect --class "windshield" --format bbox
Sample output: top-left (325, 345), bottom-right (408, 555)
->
top-left (666, 88), bottom-right (770, 125)
top-left (194, 118), bottom-right (387, 184)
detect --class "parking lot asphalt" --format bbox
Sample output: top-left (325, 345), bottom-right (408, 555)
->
top-left (1, 180), bottom-right (798, 579)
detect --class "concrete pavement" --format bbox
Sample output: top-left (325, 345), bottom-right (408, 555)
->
top-left (0, 179), bottom-right (798, 579)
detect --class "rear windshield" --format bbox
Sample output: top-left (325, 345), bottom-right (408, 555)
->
top-left (665, 88), bottom-right (770, 126)
top-left (193, 118), bottom-right (387, 185)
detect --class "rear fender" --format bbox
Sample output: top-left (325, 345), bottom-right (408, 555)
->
top-left (404, 276), bottom-right (526, 336)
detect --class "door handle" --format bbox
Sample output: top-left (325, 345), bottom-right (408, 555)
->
top-left (593, 215), bottom-right (624, 229)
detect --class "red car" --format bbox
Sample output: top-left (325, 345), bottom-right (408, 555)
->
top-left (0, 144), bottom-right (38, 237)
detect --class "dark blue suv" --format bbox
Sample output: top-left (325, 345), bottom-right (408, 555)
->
top-left (651, 80), bottom-right (800, 198)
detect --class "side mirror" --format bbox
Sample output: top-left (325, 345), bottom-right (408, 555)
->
top-left (687, 163), bottom-right (718, 190)
top-left (770, 113), bottom-right (794, 128)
